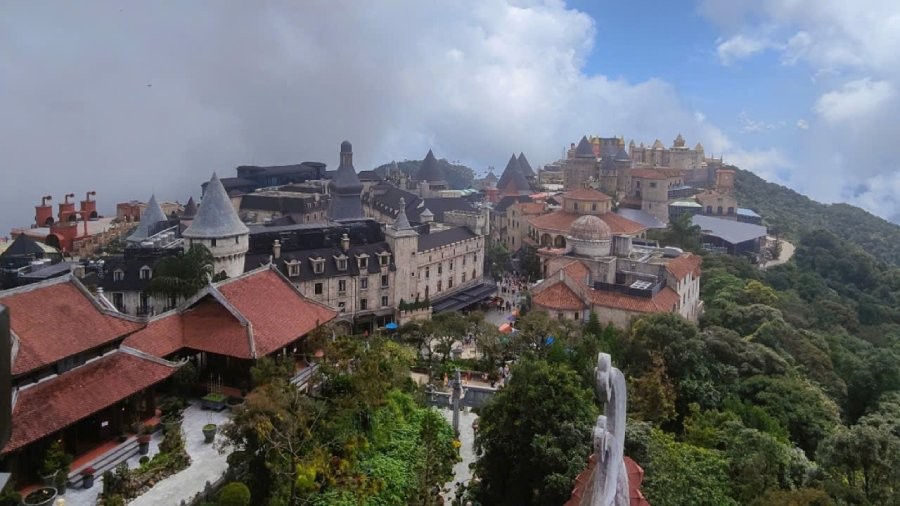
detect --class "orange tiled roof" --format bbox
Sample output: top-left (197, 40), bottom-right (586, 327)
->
top-left (513, 202), bottom-right (547, 215)
top-left (589, 286), bottom-right (679, 313)
top-left (563, 260), bottom-right (591, 283)
top-left (4, 351), bottom-right (176, 453)
top-left (217, 268), bottom-right (338, 356)
top-left (563, 188), bottom-right (612, 201)
top-left (529, 211), bottom-right (646, 236)
top-left (665, 253), bottom-right (702, 281)
top-left (532, 281), bottom-right (586, 311)
top-left (125, 267), bottom-right (337, 359)
top-left (0, 278), bottom-right (143, 376)
top-left (629, 168), bottom-right (670, 180)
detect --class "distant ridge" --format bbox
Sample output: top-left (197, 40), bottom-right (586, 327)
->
top-left (734, 168), bottom-right (900, 266)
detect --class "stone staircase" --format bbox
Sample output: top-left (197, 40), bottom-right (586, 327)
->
top-left (67, 437), bottom-right (140, 489)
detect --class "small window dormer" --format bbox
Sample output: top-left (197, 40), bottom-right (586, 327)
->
top-left (356, 253), bottom-right (369, 269)
top-left (286, 260), bottom-right (301, 277)
top-left (139, 265), bottom-right (152, 280)
top-left (379, 252), bottom-right (390, 266)
top-left (334, 254), bottom-right (348, 271)
top-left (310, 256), bottom-right (325, 275)
top-left (113, 269), bottom-right (124, 282)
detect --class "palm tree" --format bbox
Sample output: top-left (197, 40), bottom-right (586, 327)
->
top-left (145, 244), bottom-right (219, 300)
top-left (667, 212), bottom-right (702, 251)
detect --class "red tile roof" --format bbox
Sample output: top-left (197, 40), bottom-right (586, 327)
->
top-left (0, 278), bottom-right (143, 376)
top-left (512, 202), bottom-right (547, 215)
top-left (562, 260), bottom-right (591, 283)
top-left (125, 267), bottom-right (337, 359)
top-left (4, 351), bottom-right (176, 453)
top-left (564, 454), bottom-right (649, 506)
top-left (589, 286), bottom-right (679, 313)
top-left (217, 269), bottom-right (338, 356)
top-left (532, 281), bottom-right (586, 311)
top-left (529, 211), bottom-right (646, 236)
top-left (563, 188), bottom-right (612, 201)
top-left (665, 253), bottom-right (702, 281)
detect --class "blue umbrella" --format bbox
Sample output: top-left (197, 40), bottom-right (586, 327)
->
top-left (545, 336), bottom-right (555, 346)
top-left (385, 322), bottom-right (399, 330)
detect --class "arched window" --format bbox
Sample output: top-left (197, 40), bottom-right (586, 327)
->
top-left (554, 235), bottom-right (566, 248)
top-left (139, 266), bottom-right (152, 280)
top-left (717, 206), bottom-right (723, 215)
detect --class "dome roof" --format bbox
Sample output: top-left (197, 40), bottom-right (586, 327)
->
top-left (569, 215), bottom-right (611, 241)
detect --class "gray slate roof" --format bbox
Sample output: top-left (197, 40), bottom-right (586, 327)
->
top-left (182, 196), bottom-right (197, 218)
top-left (327, 141), bottom-right (365, 221)
top-left (615, 147), bottom-right (631, 161)
top-left (416, 149), bottom-right (447, 183)
top-left (497, 154), bottom-right (531, 194)
top-left (0, 234), bottom-right (46, 259)
top-left (128, 195), bottom-right (169, 243)
top-left (417, 226), bottom-right (477, 252)
top-left (691, 215), bottom-right (767, 245)
top-left (574, 136), bottom-right (595, 158)
top-left (614, 208), bottom-right (667, 229)
top-left (184, 174), bottom-right (250, 238)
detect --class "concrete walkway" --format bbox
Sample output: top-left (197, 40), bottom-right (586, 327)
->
top-left (441, 408), bottom-right (478, 505)
top-left (61, 402), bottom-right (231, 506)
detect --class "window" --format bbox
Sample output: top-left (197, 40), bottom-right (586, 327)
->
top-left (139, 293), bottom-right (150, 315)
top-left (706, 206), bottom-right (713, 214)
top-left (649, 182), bottom-right (657, 188)
top-left (360, 276), bottom-right (368, 289)
top-left (425, 267), bottom-right (430, 279)
top-left (211, 238), bottom-right (217, 247)
top-left (592, 203), bottom-right (597, 211)
top-left (573, 202), bottom-right (579, 211)
top-left (168, 295), bottom-right (177, 310)
top-left (336, 258), bottom-right (347, 271)
top-left (312, 258), bottom-right (325, 274)
top-left (472, 269), bottom-right (476, 279)
top-left (139, 266), bottom-right (152, 280)
top-left (113, 269), bottom-right (124, 282)
top-left (357, 256), bottom-right (368, 269)
top-left (338, 280), bottom-right (347, 293)
top-left (574, 312), bottom-right (580, 320)
top-left (381, 296), bottom-right (389, 307)
top-left (462, 255), bottom-right (466, 266)
top-left (112, 292), bottom-right (124, 312)
top-left (314, 283), bottom-right (323, 295)
top-left (234, 236), bottom-right (239, 244)
top-left (449, 260), bottom-right (454, 271)
top-left (437, 280), bottom-right (442, 292)
top-left (448, 278), bottom-right (453, 289)
top-left (717, 206), bottom-right (723, 215)
top-left (462, 272), bottom-right (467, 282)
top-left (360, 299), bottom-right (367, 310)
top-left (287, 262), bottom-right (300, 277)
top-left (381, 274), bottom-right (389, 287)
top-left (380, 254), bottom-right (389, 266)
top-left (438, 264), bottom-right (442, 275)
top-left (338, 301), bottom-right (346, 312)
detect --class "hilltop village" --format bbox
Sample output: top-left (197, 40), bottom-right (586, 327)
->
top-left (0, 134), bottom-right (775, 504)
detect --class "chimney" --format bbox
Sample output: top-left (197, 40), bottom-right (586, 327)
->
top-left (35, 195), bottom-right (53, 227)
top-left (80, 191), bottom-right (97, 219)
top-left (341, 233), bottom-right (350, 253)
top-left (273, 239), bottom-right (281, 260)
top-left (58, 193), bottom-right (76, 223)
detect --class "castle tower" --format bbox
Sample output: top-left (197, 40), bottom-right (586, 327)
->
top-left (127, 194), bottom-right (168, 243)
top-left (327, 141), bottom-right (365, 221)
top-left (183, 173), bottom-right (250, 278)
top-left (385, 198), bottom-right (419, 305)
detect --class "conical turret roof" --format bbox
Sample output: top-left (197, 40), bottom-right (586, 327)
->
top-left (183, 174), bottom-right (249, 238)
top-left (182, 196), bottom-right (197, 218)
top-left (128, 194), bottom-right (169, 242)
top-left (574, 136), bottom-right (595, 158)
top-left (393, 197), bottom-right (413, 231)
top-left (497, 154), bottom-right (531, 195)
top-left (517, 152), bottom-right (536, 178)
top-left (416, 149), bottom-right (446, 183)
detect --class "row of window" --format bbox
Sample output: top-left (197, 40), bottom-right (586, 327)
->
top-left (336, 295), bottom-right (390, 312)
top-left (112, 265), bottom-right (152, 281)
top-left (312, 274), bottom-right (390, 295)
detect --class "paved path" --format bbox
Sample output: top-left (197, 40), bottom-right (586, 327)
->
top-left (763, 237), bottom-right (795, 268)
top-left (129, 405), bottom-right (231, 506)
top-left (441, 408), bottom-right (478, 505)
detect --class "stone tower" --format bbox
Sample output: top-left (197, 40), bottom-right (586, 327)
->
top-left (183, 173), bottom-right (250, 278)
top-left (327, 141), bottom-right (365, 221)
top-left (384, 198), bottom-right (419, 305)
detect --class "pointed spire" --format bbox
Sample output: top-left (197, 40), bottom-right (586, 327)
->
top-left (393, 197), bottom-right (412, 230)
top-left (574, 136), bottom-right (595, 158)
top-left (417, 149), bottom-right (446, 183)
top-left (327, 140), bottom-right (365, 221)
top-left (182, 196), bottom-right (197, 218)
top-left (127, 194), bottom-right (168, 243)
top-left (184, 173), bottom-right (249, 238)
top-left (517, 152), bottom-right (536, 178)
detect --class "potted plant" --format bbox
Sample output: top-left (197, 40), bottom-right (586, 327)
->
top-left (202, 423), bottom-right (217, 443)
top-left (201, 392), bottom-right (227, 411)
top-left (54, 470), bottom-right (68, 494)
top-left (137, 424), bottom-right (153, 455)
top-left (81, 466), bottom-right (96, 489)
top-left (21, 487), bottom-right (57, 506)
top-left (39, 441), bottom-right (71, 488)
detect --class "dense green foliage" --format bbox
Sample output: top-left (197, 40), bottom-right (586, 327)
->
top-left (734, 168), bottom-right (900, 266)
top-left (145, 244), bottom-right (224, 299)
top-left (372, 158), bottom-right (476, 190)
top-left (473, 359), bottom-right (597, 505)
top-left (217, 482), bottom-right (251, 506)
top-left (220, 337), bottom-right (459, 506)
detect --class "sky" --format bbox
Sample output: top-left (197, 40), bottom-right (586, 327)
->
top-left (2, 0), bottom-right (899, 236)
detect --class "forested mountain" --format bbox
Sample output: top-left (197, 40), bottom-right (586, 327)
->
top-left (372, 159), bottom-right (476, 190)
top-left (734, 168), bottom-right (900, 266)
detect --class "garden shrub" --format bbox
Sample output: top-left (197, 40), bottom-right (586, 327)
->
top-left (217, 481), bottom-right (251, 506)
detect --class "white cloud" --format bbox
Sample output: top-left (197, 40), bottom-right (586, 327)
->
top-left (814, 79), bottom-right (895, 124)
top-left (0, 0), bottom-right (745, 234)
top-left (796, 119), bottom-right (809, 129)
top-left (739, 111), bottom-right (781, 132)
top-left (716, 34), bottom-right (773, 65)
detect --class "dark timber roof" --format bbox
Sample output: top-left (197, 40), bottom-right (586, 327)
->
top-left (497, 154), bottom-right (531, 195)
top-left (0, 234), bottom-right (46, 259)
top-left (517, 152), bottom-right (536, 178)
top-left (416, 149), bottom-right (446, 183)
top-left (493, 195), bottom-right (532, 213)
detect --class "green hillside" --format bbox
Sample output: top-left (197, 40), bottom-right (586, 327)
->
top-left (734, 168), bottom-right (900, 266)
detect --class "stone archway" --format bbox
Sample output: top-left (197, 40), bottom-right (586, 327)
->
top-left (554, 235), bottom-right (567, 248)
top-left (540, 233), bottom-right (552, 247)
top-left (45, 234), bottom-right (61, 249)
